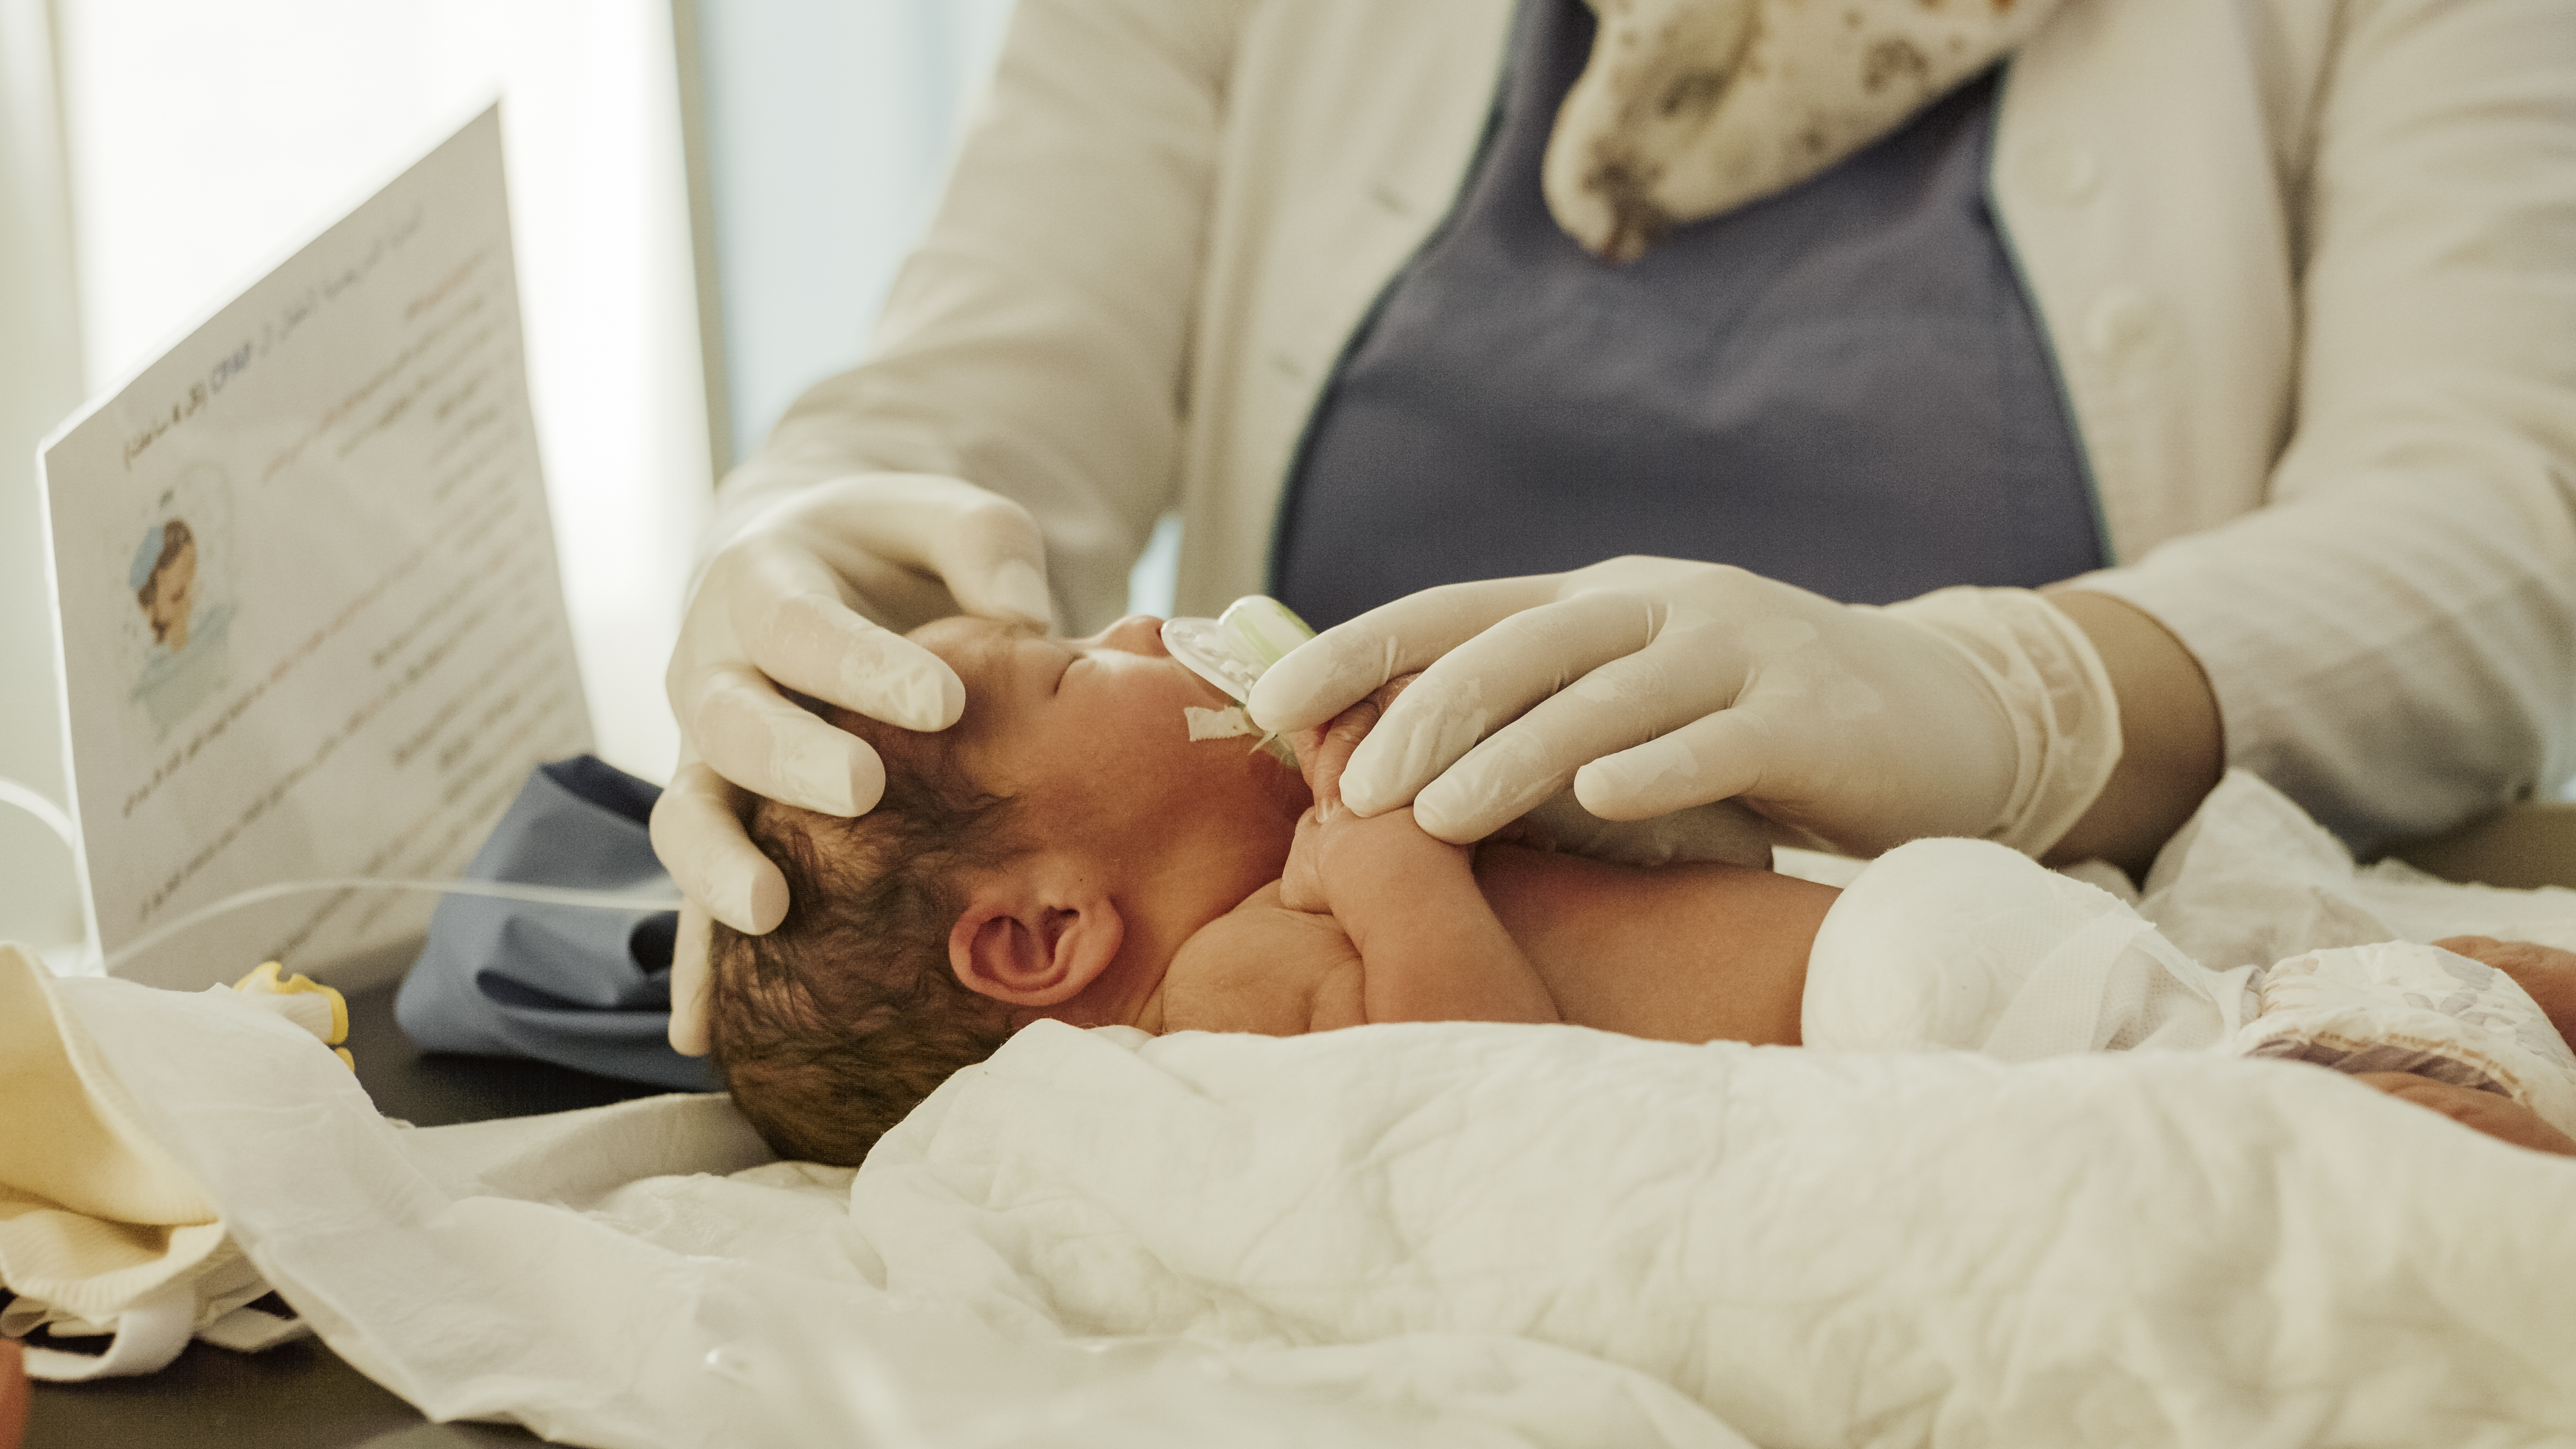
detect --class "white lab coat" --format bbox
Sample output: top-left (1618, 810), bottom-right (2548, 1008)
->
top-left (717, 0), bottom-right (2576, 850)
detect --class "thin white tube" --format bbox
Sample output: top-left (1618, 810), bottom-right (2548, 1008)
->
top-left (105, 877), bottom-right (683, 974)
top-left (0, 774), bottom-right (78, 850)
top-left (3, 775), bottom-right (680, 975)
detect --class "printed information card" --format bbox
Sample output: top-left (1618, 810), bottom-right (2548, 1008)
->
top-left (41, 105), bottom-right (592, 986)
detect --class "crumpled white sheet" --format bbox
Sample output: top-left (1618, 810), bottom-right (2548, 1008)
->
top-left (46, 771), bottom-right (2576, 1445)
top-left (51, 973), bottom-right (1736, 1447)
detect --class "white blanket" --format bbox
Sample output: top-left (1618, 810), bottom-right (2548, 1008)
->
top-left (46, 773), bottom-right (2576, 1445)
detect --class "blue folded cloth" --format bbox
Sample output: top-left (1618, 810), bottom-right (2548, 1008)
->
top-left (396, 757), bottom-right (716, 1090)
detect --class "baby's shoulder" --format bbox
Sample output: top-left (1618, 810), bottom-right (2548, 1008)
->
top-left (1160, 884), bottom-right (1365, 1036)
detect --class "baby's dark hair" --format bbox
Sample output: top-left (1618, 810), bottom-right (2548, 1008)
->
top-left (708, 719), bottom-right (1024, 1166)
top-left (138, 517), bottom-right (193, 617)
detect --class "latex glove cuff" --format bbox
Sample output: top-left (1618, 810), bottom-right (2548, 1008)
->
top-left (1886, 587), bottom-right (2122, 856)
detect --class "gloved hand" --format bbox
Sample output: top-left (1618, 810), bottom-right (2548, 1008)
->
top-left (1246, 556), bottom-right (2120, 860)
top-left (651, 474), bottom-right (1055, 1054)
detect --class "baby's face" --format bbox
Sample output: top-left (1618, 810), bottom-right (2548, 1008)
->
top-left (146, 540), bottom-right (198, 646)
top-left (902, 614), bottom-right (1310, 874)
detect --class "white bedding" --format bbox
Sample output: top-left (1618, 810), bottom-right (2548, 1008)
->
top-left (50, 773), bottom-right (2576, 1446)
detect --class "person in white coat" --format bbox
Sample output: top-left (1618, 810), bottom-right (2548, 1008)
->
top-left (650, 0), bottom-right (2576, 1055)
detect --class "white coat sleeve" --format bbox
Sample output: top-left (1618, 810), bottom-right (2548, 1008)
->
top-left (708, 1), bottom-right (1249, 632)
top-left (2080, 0), bottom-right (2576, 851)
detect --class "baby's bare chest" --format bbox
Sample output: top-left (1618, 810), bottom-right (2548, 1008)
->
top-left (1163, 895), bottom-right (1366, 1037)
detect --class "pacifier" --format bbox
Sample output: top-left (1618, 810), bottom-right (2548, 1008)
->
top-left (1160, 596), bottom-right (1314, 705)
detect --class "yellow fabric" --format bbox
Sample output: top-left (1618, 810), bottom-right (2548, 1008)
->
top-left (0, 945), bottom-right (222, 1324)
top-left (233, 960), bottom-right (351, 1054)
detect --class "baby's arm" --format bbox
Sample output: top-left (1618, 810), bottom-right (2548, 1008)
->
top-left (1282, 804), bottom-right (1559, 1027)
top-left (1278, 690), bottom-right (1558, 1029)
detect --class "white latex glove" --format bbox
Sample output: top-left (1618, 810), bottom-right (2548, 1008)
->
top-left (1245, 557), bottom-right (2119, 860)
top-left (652, 474), bottom-right (1055, 1055)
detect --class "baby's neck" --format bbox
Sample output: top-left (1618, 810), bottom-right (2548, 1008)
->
top-left (1031, 810), bottom-right (1304, 1035)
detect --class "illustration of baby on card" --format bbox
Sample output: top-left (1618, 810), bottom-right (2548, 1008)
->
top-left (126, 469), bottom-right (236, 737)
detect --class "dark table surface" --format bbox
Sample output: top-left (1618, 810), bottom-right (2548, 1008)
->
top-left (25, 948), bottom-right (671, 1449)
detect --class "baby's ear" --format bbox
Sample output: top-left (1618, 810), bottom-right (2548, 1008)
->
top-left (948, 868), bottom-right (1124, 1008)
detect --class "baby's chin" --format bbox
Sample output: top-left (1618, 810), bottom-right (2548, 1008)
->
top-left (1234, 732), bottom-right (1316, 816)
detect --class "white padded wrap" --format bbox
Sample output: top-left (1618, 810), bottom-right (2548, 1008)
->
top-left (1809, 779), bottom-right (2576, 1138)
top-left (1805, 837), bottom-right (2250, 1060)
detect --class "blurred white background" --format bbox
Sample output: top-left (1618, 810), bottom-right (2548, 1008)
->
top-left (0, 0), bottom-right (1044, 956)
top-left (689, 0), bottom-right (1177, 612)
top-left (54, 0), bottom-right (714, 780)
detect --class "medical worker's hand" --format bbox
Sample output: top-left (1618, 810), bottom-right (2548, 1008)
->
top-left (653, 475), bottom-right (1054, 1054)
top-left (1246, 557), bottom-right (2122, 860)
top-left (1290, 676), bottom-right (1415, 819)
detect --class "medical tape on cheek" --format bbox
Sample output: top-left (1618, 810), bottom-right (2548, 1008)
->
top-left (1180, 705), bottom-right (1299, 769)
top-left (1185, 705), bottom-right (1258, 741)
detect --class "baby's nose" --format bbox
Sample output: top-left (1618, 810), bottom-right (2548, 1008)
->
top-left (1088, 614), bottom-right (1169, 657)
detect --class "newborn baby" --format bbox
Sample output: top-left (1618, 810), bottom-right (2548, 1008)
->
top-left (708, 615), bottom-right (2576, 1166)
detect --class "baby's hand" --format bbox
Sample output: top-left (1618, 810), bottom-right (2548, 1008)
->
top-left (1282, 679), bottom-right (1425, 914)
top-left (1281, 802), bottom-right (1460, 916)
top-left (1280, 807), bottom-right (1329, 913)
top-left (1290, 676), bottom-right (1416, 820)
top-left (2433, 936), bottom-right (2576, 1051)
top-left (2356, 1071), bottom-right (2576, 1157)
top-left (1287, 674), bottom-right (1555, 851)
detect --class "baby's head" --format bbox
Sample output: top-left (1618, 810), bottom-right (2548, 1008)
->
top-left (134, 517), bottom-right (198, 647)
top-left (709, 614), bottom-right (1310, 1164)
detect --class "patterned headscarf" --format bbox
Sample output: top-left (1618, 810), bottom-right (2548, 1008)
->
top-left (1544, 0), bottom-right (2067, 261)
top-left (129, 523), bottom-right (169, 593)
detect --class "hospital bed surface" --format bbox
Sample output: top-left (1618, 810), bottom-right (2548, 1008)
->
top-left (23, 950), bottom-right (665, 1449)
top-left (22, 776), bottom-right (2576, 1447)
